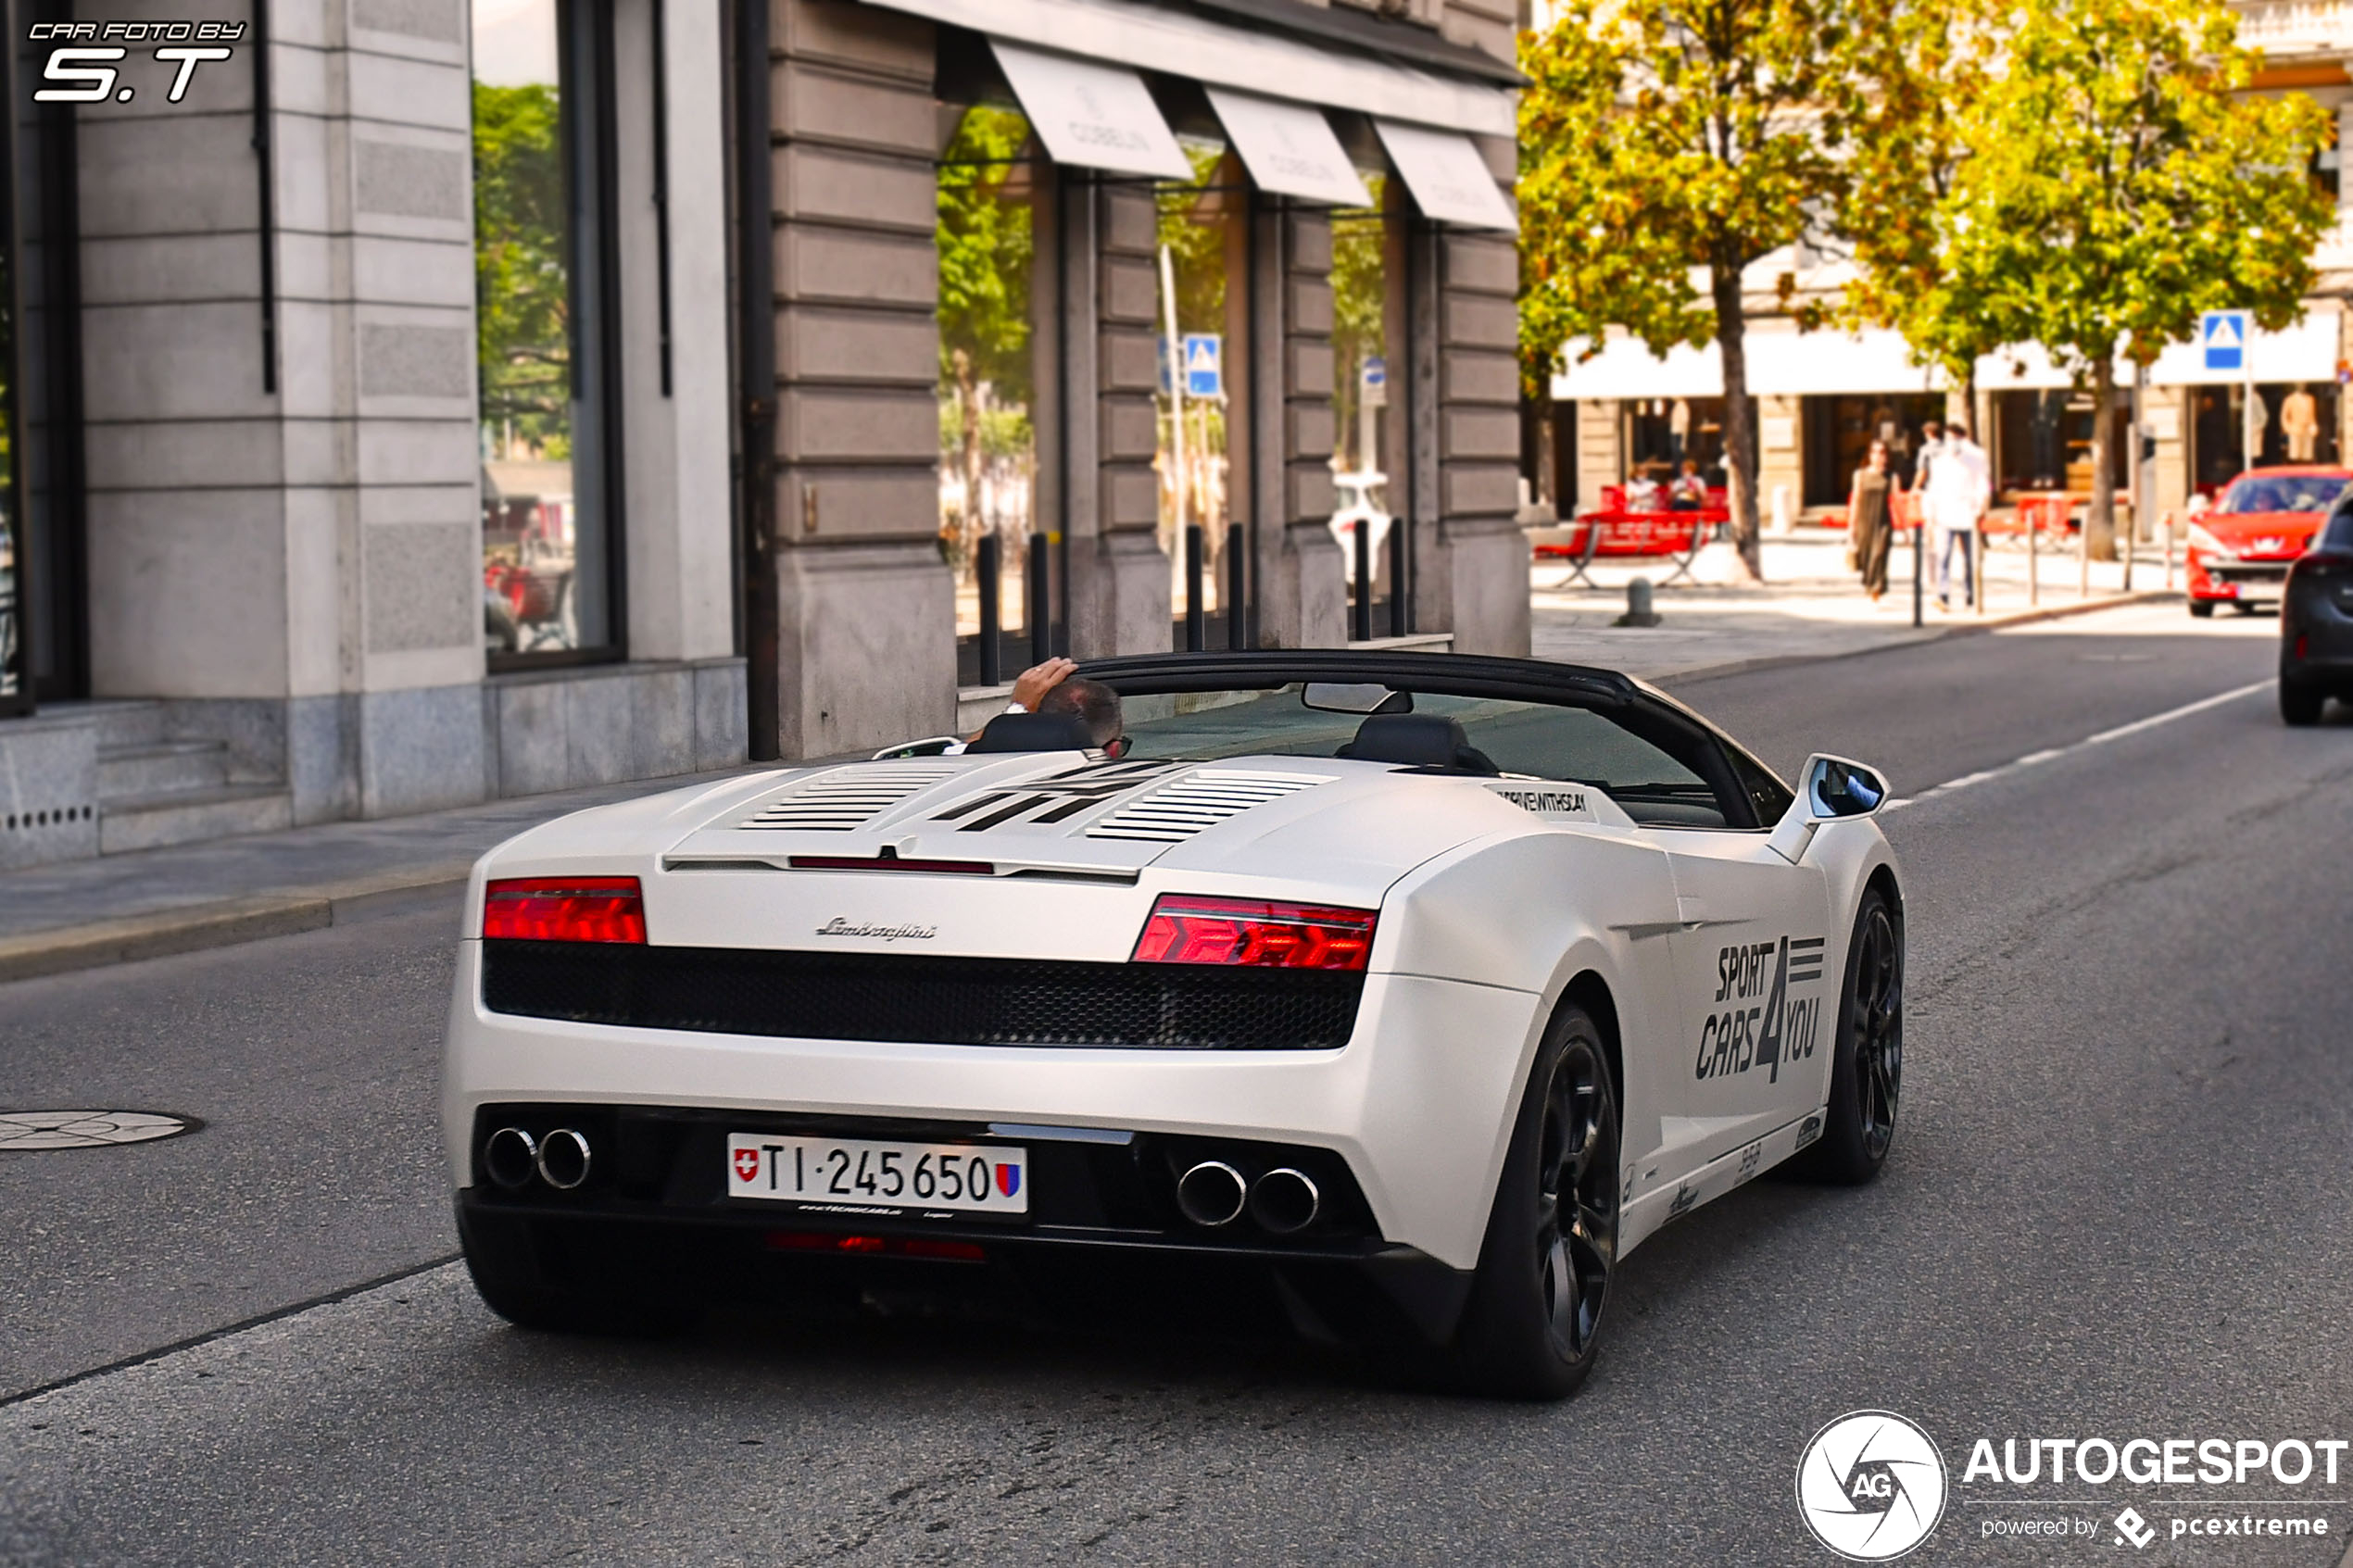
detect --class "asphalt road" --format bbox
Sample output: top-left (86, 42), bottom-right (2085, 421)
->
top-left (4, 602), bottom-right (2350, 1567)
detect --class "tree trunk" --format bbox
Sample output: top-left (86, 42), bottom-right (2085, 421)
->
top-left (954, 348), bottom-right (984, 563)
top-left (2086, 358), bottom-right (2118, 562)
top-left (1713, 267), bottom-right (1765, 583)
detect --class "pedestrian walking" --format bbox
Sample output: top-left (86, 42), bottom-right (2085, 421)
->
top-left (1912, 420), bottom-right (1944, 493)
top-left (1848, 440), bottom-right (1895, 602)
top-left (1925, 421), bottom-right (1991, 609)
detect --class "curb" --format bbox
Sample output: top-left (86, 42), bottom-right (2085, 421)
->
top-left (0, 861), bottom-right (474, 985)
top-left (1655, 589), bottom-right (2181, 686)
top-left (0, 590), bottom-right (2183, 985)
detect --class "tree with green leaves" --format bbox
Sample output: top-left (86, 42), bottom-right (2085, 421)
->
top-left (473, 80), bottom-right (570, 458)
top-left (1832, 6), bottom-right (2000, 410)
top-left (1519, 0), bottom-right (1872, 581)
top-left (1936, 0), bottom-right (2332, 557)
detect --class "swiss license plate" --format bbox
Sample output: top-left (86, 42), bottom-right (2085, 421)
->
top-left (726, 1135), bottom-right (1028, 1215)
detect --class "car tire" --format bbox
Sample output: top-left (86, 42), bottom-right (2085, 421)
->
top-left (1440, 1004), bottom-right (1619, 1401)
top-left (458, 1203), bottom-right (692, 1337)
top-left (2281, 678), bottom-right (2326, 727)
top-left (2189, 599), bottom-right (2216, 619)
top-left (1793, 887), bottom-right (1903, 1185)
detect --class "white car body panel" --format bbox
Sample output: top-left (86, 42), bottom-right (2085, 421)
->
top-left (444, 679), bottom-right (1902, 1287)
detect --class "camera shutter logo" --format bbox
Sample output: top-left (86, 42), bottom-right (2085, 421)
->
top-left (1795, 1411), bottom-right (1949, 1561)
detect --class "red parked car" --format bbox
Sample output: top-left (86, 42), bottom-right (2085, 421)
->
top-left (2185, 466), bottom-right (2353, 618)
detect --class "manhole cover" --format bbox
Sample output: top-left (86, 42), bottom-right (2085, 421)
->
top-left (0, 1110), bottom-right (199, 1150)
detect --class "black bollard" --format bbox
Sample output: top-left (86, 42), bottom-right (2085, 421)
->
top-left (975, 532), bottom-right (1001, 686)
top-left (1185, 524), bottom-right (1204, 652)
top-left (1027, 531), bottom-right (1050, 666)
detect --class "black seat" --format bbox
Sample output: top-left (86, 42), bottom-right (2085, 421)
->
top-left (1337, 714), bottom-right (1501, 775)
top-left (966, 711), bottom-right (1098, 753)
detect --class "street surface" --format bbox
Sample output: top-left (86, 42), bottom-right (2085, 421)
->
top-left (4, 603), bottom-right (2350, 1566)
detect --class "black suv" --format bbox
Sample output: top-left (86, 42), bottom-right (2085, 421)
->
top-left (2281, 501), bottom-right (2353, 724)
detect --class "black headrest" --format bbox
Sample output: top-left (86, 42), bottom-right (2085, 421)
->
top-left (1338, 714), bottom-right (1501, 775)
top-left (968, 710), bottom-right (1098, 753)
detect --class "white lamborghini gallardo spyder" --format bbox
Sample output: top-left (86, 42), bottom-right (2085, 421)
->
top-left (444, 651), bottom-right (1903, 1399)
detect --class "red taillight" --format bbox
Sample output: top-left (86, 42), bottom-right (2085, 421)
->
top-left (482, 876), bottom-right (647, 943)
top-left (1130, 894), bottom-right (1377, 971)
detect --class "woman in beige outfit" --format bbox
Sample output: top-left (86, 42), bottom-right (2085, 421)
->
top-left (1848, 441), bottom-right (1894, 601)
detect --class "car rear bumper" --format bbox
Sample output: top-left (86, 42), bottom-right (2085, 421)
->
top-left (443, 942), bottom-right (1545, 1272)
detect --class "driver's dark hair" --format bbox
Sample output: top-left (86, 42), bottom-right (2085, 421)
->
top-left (1039, 677), bottom-right (1124, 746)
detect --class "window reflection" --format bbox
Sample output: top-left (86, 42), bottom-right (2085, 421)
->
top-left (473, 0), bottom-right (613, 659)
top-left (1330, 174), bottom-right (1401, 620)
top-left (937, 104), bottom-right (1041, 679)
top-left (1154, 139), bottom-right (1246, 642)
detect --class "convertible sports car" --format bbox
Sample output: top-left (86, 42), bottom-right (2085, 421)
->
top-left (444, 651), bottom-right (1904, 1399)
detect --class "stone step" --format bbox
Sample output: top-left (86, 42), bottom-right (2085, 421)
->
top-left (98, 784), bottom-right (294, 857)
top-left (85, 702), bottom-right (168, 751)
top-left (96, 740), bottom-right (230, 800)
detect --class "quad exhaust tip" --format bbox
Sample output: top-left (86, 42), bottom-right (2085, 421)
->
top-left (1249, 1167), bottom-right (1320, 1235)
top-left (1176, 1160), bottom-right (1248, 1227)
top-left (484, 1126), bottom-right (538, 1189)
top-left (535, 1127), bottom-right (593, 1190)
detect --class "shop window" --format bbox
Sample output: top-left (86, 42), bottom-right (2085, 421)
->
top-left (1992, 391), bottom-right (2133, 496)
top-left (2, 18), bottom-right (83, 713)
top-left (2188, 383), bottom-right (2340, 495)
top-left (937, 104), bottom-right (1043, 685)
top-left (473, 0), bottom-right (622, 664)
top-left (1331, 172), bottom-right (1406, 632)
top-left (1802, 395), bottom-right (1944, 508)
top-left (1623, 398), bottom-right (1732, 487)
top-left (1154, 138), bottom-right (1248, 648)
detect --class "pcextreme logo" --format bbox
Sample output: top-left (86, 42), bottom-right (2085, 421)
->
top-left (1796, 1411), bottom-right (1951, 1561)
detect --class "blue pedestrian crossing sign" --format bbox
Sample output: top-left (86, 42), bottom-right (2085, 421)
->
top-left (1182, 333), bottom-right (1222, 399)
top-left (2201, 310), bottom-right (2248, 373)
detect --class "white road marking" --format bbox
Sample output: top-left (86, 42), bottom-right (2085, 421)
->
top-left (1884, 679), bottom-right (2273, 812)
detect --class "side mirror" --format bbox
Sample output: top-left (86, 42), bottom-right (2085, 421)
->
top-left (1768, 754), bottom-right (1891, 862)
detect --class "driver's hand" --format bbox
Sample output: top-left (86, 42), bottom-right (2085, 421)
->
top-left (1010, 658), bottom-right (1077, 711)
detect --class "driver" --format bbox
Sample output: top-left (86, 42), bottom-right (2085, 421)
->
top-left (965, 659), bottom-right (1129, 756)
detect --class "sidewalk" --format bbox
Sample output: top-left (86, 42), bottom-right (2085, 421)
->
top-left (1534, 522), bottom-right (2178, 681)
top-left (1, 534), bottom-right (2175, 984)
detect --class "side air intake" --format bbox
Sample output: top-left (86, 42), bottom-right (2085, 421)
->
top-left (737, 762), bottom-right (962, 832)
top-left (1087, 770), bottom-right (1327, 844)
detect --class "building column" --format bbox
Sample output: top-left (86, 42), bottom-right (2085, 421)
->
top-left (1421, 226), bottom-right (1529, 656)
top-left (1255, 207), bottom-right (1345, 648)
top-left (763, 0), bottom-right (955, 756)
top-left (1065, 182), bottom-right (1169, 657)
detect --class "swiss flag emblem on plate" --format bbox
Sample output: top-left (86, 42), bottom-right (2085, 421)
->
top-left (733, 1148), bottom-right (761, 1183)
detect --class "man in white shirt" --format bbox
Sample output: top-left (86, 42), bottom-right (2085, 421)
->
top-left (1925, 422), bottom-right (1991, 609)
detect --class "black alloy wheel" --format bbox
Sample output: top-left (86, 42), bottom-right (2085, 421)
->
top-left (1535, 1037), bottom-right (1616, 1364)
top-left (1798, 888), bottom-right (1903, 1184)
top-left (1443, 1006), bottom-right (1619, 1399)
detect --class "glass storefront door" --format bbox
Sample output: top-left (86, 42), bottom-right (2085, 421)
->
top-left (1154, 139), bottom-right (1248, 651)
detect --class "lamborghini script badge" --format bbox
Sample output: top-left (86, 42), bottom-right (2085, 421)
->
top-left (813, 917), bottom-right (937, 941)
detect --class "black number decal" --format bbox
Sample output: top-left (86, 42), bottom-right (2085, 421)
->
top-left (940, 1158), bottom-right (963, 1202)
top-left (912, 1154), bottom-right (935, 1199)
top-left (878, 1150), bottom-right (904, 1198)
top-left (826, 1148), bottom-right (850, 1194)
top-left (854, 1150), bottom-right (877, 1194)
top-left (969, 1156), bottom-right (989, 1202)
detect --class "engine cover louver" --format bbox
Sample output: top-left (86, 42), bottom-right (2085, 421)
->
top-left (1086, 770), bottom-right (1328, 843)
top-left (737, 762), bottom-right (962, 832)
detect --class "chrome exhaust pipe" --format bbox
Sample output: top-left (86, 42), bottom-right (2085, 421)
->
top-left (1175, 1160), bottom-right (1247, 1227)
top-left (483, 1126), bottom-right (538, 1190)
top-left (535, 1127), bottom-right (592, 1191)
top-left (1249, 1167), bottom-right (1320, 1235)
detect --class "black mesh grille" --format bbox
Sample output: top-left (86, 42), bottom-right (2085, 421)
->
top-left (482, 941), bottom-right (1363, 1050)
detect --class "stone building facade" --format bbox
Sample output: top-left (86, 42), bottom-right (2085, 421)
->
top-left (0, 0), bottom-right (1527, 869)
